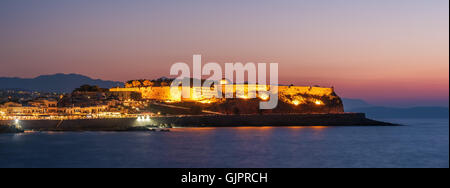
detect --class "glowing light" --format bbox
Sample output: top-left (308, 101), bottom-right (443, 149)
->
top-left (259, 93), bottom-right (269, 101)
top-left (219, 79), bottom-right (228, 85)
top-left (137, 116), bottom-right (142, 122)
top-left (315, 100), bottom-right (323, 105)
top-left (14, 119), bottom-right (19, 124)
top-left (292, 100), bottom-right (300, 106)
top-left (199, 100), bottom-right (211, 104)
top-left (239, 95), bottom-right (250, 99)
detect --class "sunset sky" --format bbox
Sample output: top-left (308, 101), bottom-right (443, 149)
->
top-left (0, 0), bottom-right (448, 107)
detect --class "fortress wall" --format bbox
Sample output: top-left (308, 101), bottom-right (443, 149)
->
top-left (150, 113), bottom-right (374, 127)
top-left (110, 88), bottom-right (140, 92)
top-left (110, 85), bottom-right (336, 101)
top-left (278, 86), bottom-right (334, 96)
top-left (139, 86), bottom-right (172, 100)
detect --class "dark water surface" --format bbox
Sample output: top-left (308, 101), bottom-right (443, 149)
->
top-left (0, 119), bottom-right (448, 168)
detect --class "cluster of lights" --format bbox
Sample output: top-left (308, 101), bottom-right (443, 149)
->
top-left (291, 99), bottom-right (324, 106)
top-left (137, 116), bottom-right (151, 122)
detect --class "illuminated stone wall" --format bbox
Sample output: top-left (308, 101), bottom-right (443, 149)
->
top-left (110, 85), bottom-right (337, 103)
top-left (110, 84), bottom-right (344, 113)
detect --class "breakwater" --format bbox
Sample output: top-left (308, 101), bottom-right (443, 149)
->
top-left (0, 113), bottom-right (395, 132)
top-left (150, 113), bottom-right (395, 127)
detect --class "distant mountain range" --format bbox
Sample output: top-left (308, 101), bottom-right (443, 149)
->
top-left (342, 98), bottom-right (449, 119)
top-left (0, 73), bottom-right (123, 93)
top-left (341, 98), bottom-right (372, 111)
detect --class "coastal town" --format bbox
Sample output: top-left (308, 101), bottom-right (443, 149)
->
top-left (0, 85), bottom-right (146, 121)
top-left (1, 77), bottom-right (388, 133)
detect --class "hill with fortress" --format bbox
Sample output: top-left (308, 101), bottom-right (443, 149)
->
top-left (110, 78), bottom-right (344, 114)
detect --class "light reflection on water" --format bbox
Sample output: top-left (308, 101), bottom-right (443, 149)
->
top-left (0, 119), bottom-right (448, 168)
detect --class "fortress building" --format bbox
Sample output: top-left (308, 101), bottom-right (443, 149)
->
top-left (110, 79), bottom-right (344, 114)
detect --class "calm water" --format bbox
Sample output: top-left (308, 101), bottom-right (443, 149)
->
top-left (0, 118), bottom-right (448, 168)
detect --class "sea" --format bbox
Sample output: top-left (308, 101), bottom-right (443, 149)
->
top-left (0, 118), bottom-right (448, 168)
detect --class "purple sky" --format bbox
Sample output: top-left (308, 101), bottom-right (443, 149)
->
top-left (0, 0), bottom-right (448, 107)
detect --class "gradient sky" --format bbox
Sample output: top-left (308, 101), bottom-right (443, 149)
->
top-left (0, 0), bottom-right (448, 107)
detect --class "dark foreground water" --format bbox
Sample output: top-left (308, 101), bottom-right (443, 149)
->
top-left (0, 118), bottom-right (448, 168)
